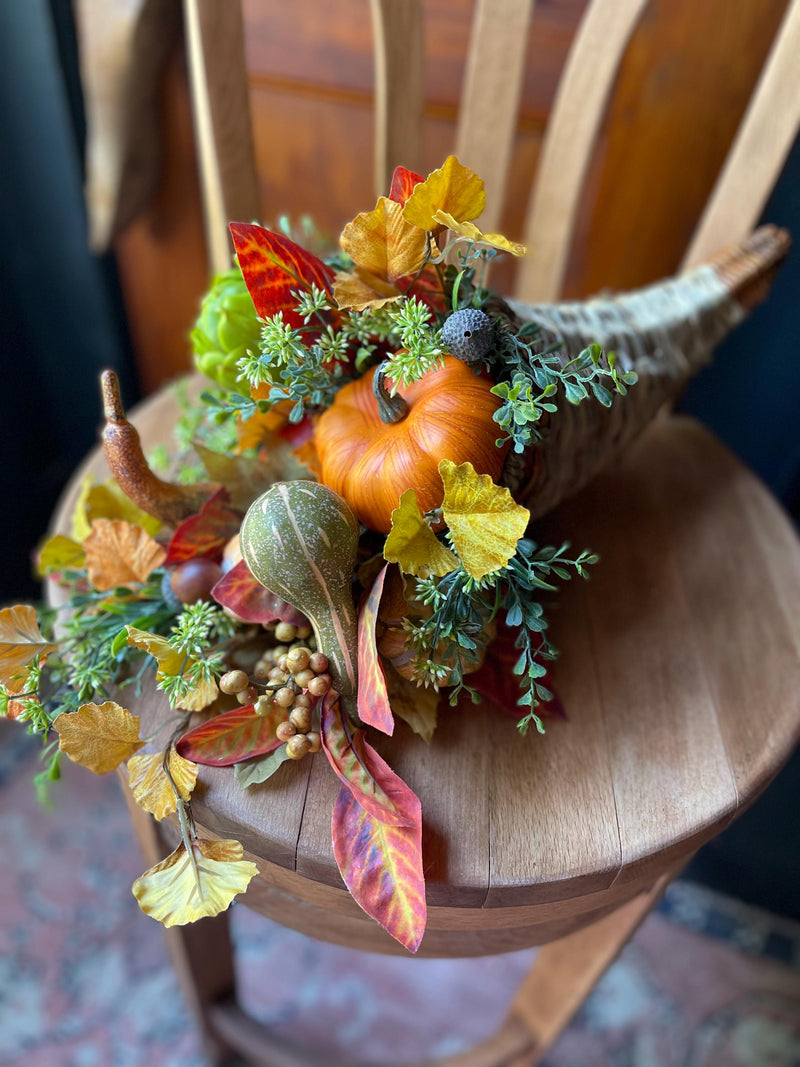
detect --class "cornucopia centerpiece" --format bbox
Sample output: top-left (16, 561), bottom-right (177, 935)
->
top-left (0, 157), bottom-right (789, 951)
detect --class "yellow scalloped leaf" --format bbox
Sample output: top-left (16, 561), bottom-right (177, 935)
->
top-left (126, 627), bottom-right (218, 711)
top-left (84, 520), bottom-right (167, 591)
top-left (433, 211), bottom-right (527, 257)
top-left (37, 534), bottom-right (86, 576)
top-left (54, 701), bottom-right (144, 774)
top-left (439, 460), bottom-right (530, 580)
top-left (402, 156), bottom-right (485, 231)
top-left (340, 196), bottom-right (428, 282)
top-left (127, 749), bottom-right (199, 820)
top-left (132, 838), bottom-right (259, 926)
top-left (0, 605), bottom-right (58, 686)
top-left (72, 476), bottom-right (162, 542)
top-left (383, 489), bottom-right (458, 577)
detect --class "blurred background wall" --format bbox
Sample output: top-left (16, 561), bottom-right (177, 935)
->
top-left (1, 0), bottom-right (798, 918)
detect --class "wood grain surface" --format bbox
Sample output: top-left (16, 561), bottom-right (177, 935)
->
top-left (49, 379), bottom-right (800, 955)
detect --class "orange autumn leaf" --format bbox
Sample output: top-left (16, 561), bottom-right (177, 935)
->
top-left (340, 197), bottom-right (428, 283)
top-left (54, 701), bottom-right (144, 773)
top-left (0, 605), bottom-right (57, 686)
top-left (389, 165), bottom-right (425, 206)
top-left (84, 520), bottom-right (166, 591)
top-left (333, 269), bottom-right (404, 312)
top-left (402, 156), bottom-right (485, 232)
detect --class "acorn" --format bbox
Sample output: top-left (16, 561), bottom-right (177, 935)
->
top-left (441, 308), bottom-right (494, 364)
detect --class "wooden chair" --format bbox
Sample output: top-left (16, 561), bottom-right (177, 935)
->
top-left (62, 1), bottom-right (800, 1063)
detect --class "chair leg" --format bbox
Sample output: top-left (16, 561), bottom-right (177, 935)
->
top-left (121, 781), bottom-right (239, 1065)
top-left (505, 873), bottom-right (673, 1065)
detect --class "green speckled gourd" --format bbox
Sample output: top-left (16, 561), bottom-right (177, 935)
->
top-left (240, 481), bottom-right (360, 700)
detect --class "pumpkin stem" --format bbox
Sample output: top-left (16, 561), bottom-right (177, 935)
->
top-left (373, 362), bottom-right (409, 424)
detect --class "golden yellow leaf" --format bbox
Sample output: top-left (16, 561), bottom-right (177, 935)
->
top-left (37, 534), bottom-right (86, 576)
top-left (0, 605), bottom-right (57, 686)
top-left (72, 477), bottom-right (162, 542)
top-left (383, 489), bottom-right (459, 578)
top-left (54, 700), bottom-right (144, 773)
top-left (333, 269), bottom-right (403, 312)
top-left (127, 749), bottom-right (199, 820)
top-left (433, 211), bottom-right (527, 257)
top-left (384, 667), bottom-right (439, 743)
top-left (439, 460), bottom-right (530, 580)
top-left (84, 520), bottom-right (167, 591)
top-left (126, 626), bottom-right (218, 711)
top-left (132, 837), bottom-right (259, 926)
top-left (402, 156), bottom-right (486, 232)
top-left (340, 197), bottom-right (428, 282)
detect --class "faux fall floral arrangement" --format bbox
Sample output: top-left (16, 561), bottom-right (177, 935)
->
top-left (1, 156), bottom-right (640, 952)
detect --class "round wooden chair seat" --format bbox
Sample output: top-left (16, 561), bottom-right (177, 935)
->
top-left (53, 386), bottom-right (800, 958)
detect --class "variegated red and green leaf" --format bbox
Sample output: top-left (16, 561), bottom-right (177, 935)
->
top-left (176, 704), bottom-right (285, 766)
top-left (230, 222), bottom-right (334, 328)
top-left (388, 165), bottom-right (425, 206)
top-left (320, 693), bottom-right (413, 827)
top-left (357, 563), bottom-right (394, 735)
top-left (332, 783), bottom-right (426, 953)
top-left (211, 559), bottom-right (307, 625)
top-left (163, 489), bottom-right (241, 566)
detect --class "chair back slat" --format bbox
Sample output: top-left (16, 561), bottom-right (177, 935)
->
top-left (682, 0), bottom-right (800, 270)
top-left (369, 0), bottom-right (425, 197)
top-left (512, 0), bottom-right (649, 302)
top-left (183, 0), bottom-right (260, 275)
top-left (454, 0), bottom-right (535, 232)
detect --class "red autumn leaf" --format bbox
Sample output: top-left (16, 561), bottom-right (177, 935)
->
top-left (389, 166), bottom-right (425, 206)
top-left (470, 618), bottom-right (565, 719)
top-left (320, 692), bottom-right (414, 827)
top-left (176, 704), bottom-right (285, 765)
top-left (357, 563), bottom-right (394, 735)
top-left (164, 489), bottom-right (241, 567)
top-left (211, 559), bottom-right (307, 625)
top-left (230, 222), bottom-right (335, 328)
top-left (332, 782), bottom-right (426, 953)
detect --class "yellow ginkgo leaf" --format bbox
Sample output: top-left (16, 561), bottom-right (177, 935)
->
top-left (333, 268), bottom-right (403, 312)
top-left (84, 520), bottom-right (167, 591)
top-left (54, 701), bottom-right (144, 774)
top-left (433, 211), bottom-right (527, 257)
top-left (127, 748), bottom-right (199, 820)
top-left (0, 605), bottom-right (57, 686)
top-left (37, 534), bottom-right (86, 576)
top-left (132, 838), bottom-right (259, 926)
top-left (402, 156), bottom-right (486, 232)
top-left (126, 627), bottom-right (218, 711)
top-left (341, 196), bottom-right (428, 282)
top-left (384, 489), bottom-right (459, 577)
top-left (72, 476), bottom-right (162, 542)
top-left (439, 460), bottom-right (530, 580)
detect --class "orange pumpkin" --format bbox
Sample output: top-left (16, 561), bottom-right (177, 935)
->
top-left (314, 356), bottom-right (508, 533)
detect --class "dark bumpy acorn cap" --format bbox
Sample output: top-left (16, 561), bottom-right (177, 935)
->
top-left (441, 308), bottom-right (494, 364)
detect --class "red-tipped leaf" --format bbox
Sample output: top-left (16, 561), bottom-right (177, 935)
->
top-left (212, 559), bottom-right (308, 625)
top-left (164, 489), bottom-right (241, 566)
top-left (176, 704), bottom-right (285, 765)
top-left (230, 222), bottom-right (334, 327)
top-left (357, 563), bottom-right (394, 735)
top-left (389, 166), bottom-right (425, 206)
top-left (332, 783), bottom-right (426, 953)
top-left (320, 692), bottom-right (414, 827)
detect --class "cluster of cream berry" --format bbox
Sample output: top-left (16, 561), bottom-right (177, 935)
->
top-left (219, 629), bottom-right (332, 761)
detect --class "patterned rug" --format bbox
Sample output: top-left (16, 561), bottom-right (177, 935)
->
top-left (2, 722), bottom-right (800, 1067)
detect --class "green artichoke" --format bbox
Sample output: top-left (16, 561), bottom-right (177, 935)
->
top-left (191, 268), bottom-right (261, 390)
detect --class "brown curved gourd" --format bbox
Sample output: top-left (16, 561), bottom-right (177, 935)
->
top-left (239, 481), bottom-right (360, 714)
top-left (100, 370), bottom-right (217, 526)
top-left (506, 225), bottom-right (791, 518)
